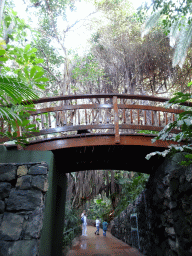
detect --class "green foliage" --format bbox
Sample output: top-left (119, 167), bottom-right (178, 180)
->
top-left (63, 204), bottom-right (81, 248)
top-left (3, 6), bottom-right (31, 43)
top-left (88, 196), bottom-right (112, 221)
top-left (6, 44), bottom-right (48, 90)
top-left (72, 53), bottom-right (105, 84)
top-left (136, 130), bottom-right (159, 135)
top-left (0, 4), bottom-right (49, 145)
top-left (114, 172), bottom-right (149, 216)
top-left (142, 0), bottom-right (192, 67)
top-left (146, 84), bottom-right (192, 166)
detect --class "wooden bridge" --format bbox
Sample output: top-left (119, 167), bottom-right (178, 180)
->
top-left (0, 94), bottom-right (184, 153)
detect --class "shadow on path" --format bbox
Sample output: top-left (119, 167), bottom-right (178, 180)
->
top-left (65, 226), bottom-right (143, 256)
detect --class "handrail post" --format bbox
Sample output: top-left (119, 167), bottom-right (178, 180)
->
top-left (113, 96), bottom-right (120, 144)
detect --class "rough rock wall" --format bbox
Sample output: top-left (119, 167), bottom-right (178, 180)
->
top-left (0, 162), bottom-right (49, 256)
top-left (111, 153), bottom-right (192, 256)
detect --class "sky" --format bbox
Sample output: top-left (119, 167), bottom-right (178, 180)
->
top-left (13, 0), bottom-right (152, 55)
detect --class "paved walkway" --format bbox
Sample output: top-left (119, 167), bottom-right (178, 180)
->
top-left (66, 226), bottom-right (143, 256)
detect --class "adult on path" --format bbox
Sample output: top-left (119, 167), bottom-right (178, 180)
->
top-left (81, 210), bottom-right (86, 218)
top-left (82, 213), bottom-right (87, 236)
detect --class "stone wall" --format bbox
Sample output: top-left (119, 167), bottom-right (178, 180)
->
top-left (0, 162), bottom-right (49, 256)
top-left (111, 153), bottom-right (192, 256)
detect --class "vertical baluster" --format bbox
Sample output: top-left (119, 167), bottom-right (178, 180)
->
top-left (151, 111), bottom-right (154, 126)
top-left (41, 114), bottom-right (44, 129)
top-left (137, 109), bottom-right (140, 125)
top-left (63, 111), bottom-right (66, 125)
top-left (92, 109), bottom-right (94, 124)
top-left (165, 112), bottom-right (168, 125)
top-left (173, 113), bottom-right (175, 122)
top-left (123, 108), bottom-right (126, 124)
top-left (8, 123), bottom-right (11, 133)
top-left (85, 109), bottom-right (87, 125)
top-left (158, 112), bottom-right (160, 126)
top-left (33, 115), bottom-right (36, 129)
top-left (130, 109), bottom-right (133, 124)
top-left (106, 109), bottom-right (111, 124)
top-left (78, 109), bottom-right (80, 125)
top-left (15, 120), bottom-right (21, 138)
top-left (73, 110), bottom-right (76, 125)
top-left (70, 110), bottom-right (73, 125)
top-left (144, 110), bottom-right (146, 125)
top-left (99, 109), bottom-right (102, 123)
top-left (56, 112), bottom-right (59, 127)
top-left (48, 112), bottom-right (51, 128)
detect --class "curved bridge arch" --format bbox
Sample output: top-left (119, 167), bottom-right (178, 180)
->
top-left (0, 94), bottom-right (186, 149)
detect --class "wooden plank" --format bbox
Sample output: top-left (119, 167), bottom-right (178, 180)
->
top-left (29, 103), bottom-right (184, 116)
top-left (24, 134), bottom-right (182, 151)
top-left (29, 93), bottom-right (172, 105)
top-left (118, 104), bottom-right (184, 114)
top-left (119, 124), bottom-right (181, 133)
top-left (27, 124), bottom-right (116, 137)
top-left (113, 96), bottom-right (120, 144)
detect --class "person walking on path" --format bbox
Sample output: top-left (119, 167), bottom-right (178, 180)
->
top-left (102, 219), bottom-right (108, 236)
top-left (81, 210), bottom-right (86, 218)
top-left (82, 213), bottom-right (87, 236)
top-left (95, 217), bottom-right (100, 235)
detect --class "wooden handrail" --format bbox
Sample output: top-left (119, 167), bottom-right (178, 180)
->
top-left (0, 94), bottom-right (187, 144)
top-left (26, 93), bottom-right (192, 106)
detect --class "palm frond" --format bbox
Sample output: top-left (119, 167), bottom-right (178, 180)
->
top-left (169, 17), bottom-right (185, 47)
top-left (172, 21), bottom-right (192, 68)
top-left (0, 107), bottom-right (21, 121)
top-left (141, 9), bottom-right (162, 38)
top-left (0, 76), bottom-right (39, 104)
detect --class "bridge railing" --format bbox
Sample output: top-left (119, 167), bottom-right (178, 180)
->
top-left (0, 94), bottom-right (185, 144)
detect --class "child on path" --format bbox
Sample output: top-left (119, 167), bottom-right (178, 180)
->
top-left (95, 217), bottom-right (100, 235)
top-left (102, 220), bottom-right (108, 236)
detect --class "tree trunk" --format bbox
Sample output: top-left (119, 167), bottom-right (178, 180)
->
top-left (0, 0), bottom-right (5, 25)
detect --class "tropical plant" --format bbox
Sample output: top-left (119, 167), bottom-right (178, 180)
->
top-left (0, 3), bottom-right (48, 145)
top-left (141, 0), bottom-right (192, 68)
top-left (146, 84), bottom-right (192, 166)
top-left (114, 172), bottom-right (149, 216)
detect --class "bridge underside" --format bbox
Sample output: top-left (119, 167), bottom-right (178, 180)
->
top-left (54, 144), bottom-right (165, 174)
top-left (24, 134), bottom-right (171, 174)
